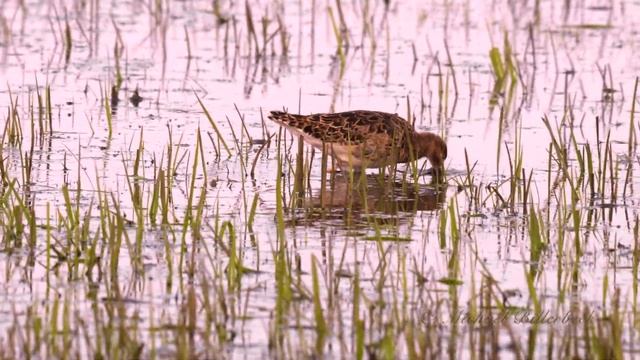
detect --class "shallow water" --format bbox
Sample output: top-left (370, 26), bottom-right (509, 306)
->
top-left (2, 0), bottom-right (640, 358)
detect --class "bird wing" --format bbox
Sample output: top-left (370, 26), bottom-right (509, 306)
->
top-left (268, 110), bottom-right (412, 146)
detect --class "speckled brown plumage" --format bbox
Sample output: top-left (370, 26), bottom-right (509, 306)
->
top-left (268, 110), bottom-right (447, 175)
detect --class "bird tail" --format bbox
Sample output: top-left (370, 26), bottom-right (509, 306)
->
top-left (268, 110), bottom-right (302, 127)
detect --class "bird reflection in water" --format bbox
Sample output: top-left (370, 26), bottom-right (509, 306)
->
top-left (288, 173), bottom-right (446, 228)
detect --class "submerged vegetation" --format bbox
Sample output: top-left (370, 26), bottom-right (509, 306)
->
top-left (1, 0), bottom-right (640, 359)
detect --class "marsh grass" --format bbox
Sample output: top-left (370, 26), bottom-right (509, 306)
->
top-left (197, 93), bottom-right (231, 157)
top-left (1, 1), bottom-right (640, 359)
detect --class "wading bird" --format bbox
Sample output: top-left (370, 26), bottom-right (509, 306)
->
top-left (268, 110), bottom-right (447, 180)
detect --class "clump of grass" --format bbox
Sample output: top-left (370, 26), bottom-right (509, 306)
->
top-left (3, 89), bottom-right (23, 147)
top-left (327, 6), bottom-right (346, 77)
top-left (102, 83), bottom-right (113, 139)
top-left (526, 204), bottom-right (546, 291)
top-left (196, 92), bottom-right (231, 157)
top-left (271, 132), bottom-right (292, 355)
top-left (311, 255), bottom-right (327, 354)
top-left (489, 32), bottom-right (519, 110)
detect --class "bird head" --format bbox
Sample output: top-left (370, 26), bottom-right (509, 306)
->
top-left (414, 132), bottom-right (447, 176)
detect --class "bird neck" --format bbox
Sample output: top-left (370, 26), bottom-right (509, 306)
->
top-left (413, 132), bottom-right (432, 159)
